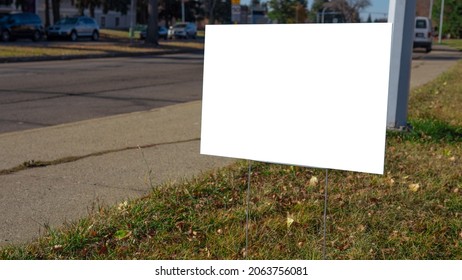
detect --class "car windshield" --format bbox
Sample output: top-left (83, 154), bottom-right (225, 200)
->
top-left (175, 24), bottom-right (187, 28)
top-left (416, 19), bottom-right (427, 29)
top-left (58, 18), bottom-right (79, 25)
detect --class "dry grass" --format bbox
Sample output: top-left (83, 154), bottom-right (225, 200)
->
top-left (0, 29), bottom-right (203, 62)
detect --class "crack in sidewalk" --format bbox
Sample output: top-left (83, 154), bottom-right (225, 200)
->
top-left (0, 137), bottom-right (200, 176)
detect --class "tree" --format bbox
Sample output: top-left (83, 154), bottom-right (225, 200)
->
top-left (71, 0), bottom-right (102, 17)
top-left (102, 0), bottom-right (131, 15)
top-left (0, 0), bottom-right (14, 6)
top-left (51, 0), bottom-right (61, 23)
top-left (44, 0), bottom-right (50, 26)
top-left (432, 0), bottom-right (462, 38)
top-left (14, 0), bottom-right (35, 12)
top-left (324, 0), bottom-right (370, 23)
top-left (268, 0), bottom-right (308, 24)
top-left (145, 0), bottom-right (159, 45)
top-left (308, 0), bottom-right (327, 22)
top-left (366, 12), bottom-right (371, 23)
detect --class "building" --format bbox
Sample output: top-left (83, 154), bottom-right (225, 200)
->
top-left (0, 0), bottom-right (133, 29)
top-left (416, 0), bottom-right (433, 18)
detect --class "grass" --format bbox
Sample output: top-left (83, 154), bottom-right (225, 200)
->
top-left (0, 29), bottom-right (204, 61)
top-left (1, 51), bottom-right (462, 260)
top-left (443, 39), bottom-right (462, 51)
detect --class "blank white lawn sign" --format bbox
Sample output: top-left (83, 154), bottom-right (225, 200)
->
top-left (201, 23), bottom-right (393, 175)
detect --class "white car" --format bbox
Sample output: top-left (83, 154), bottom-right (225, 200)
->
top-left (47, 16), bottom-right (99, 41)
top-left (414, 16), bottom-right (432, 53)
top-left (168, 23), bottom-right (197, 39)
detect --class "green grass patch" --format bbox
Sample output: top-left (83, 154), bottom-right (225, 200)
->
top-left (1, 62), bottom-right (462, 260)
top-left (443, 39), bottom-right (462, 51)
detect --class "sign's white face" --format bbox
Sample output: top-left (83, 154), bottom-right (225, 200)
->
top-left (201, 23), bottom-right (393, 175)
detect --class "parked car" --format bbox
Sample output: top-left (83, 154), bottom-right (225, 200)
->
top-left (46, 16), bottom-right (99, 41)
top-left (0, 13), bottom-right (44, 42)
top-left (414, 16), bottom-right (432, 53)
top-left (139, 26), bottom-right (168, 40)
top-left (168, 22), bottom-right (197, 39)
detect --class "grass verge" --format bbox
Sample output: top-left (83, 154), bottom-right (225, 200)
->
top-left (443, 39), bottom-right (462, 51)
top-left (1, 57), bottom-right (461, 261)
top-left (0, 29), bottom-right (203, 62)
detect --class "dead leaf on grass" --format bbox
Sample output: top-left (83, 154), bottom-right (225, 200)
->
top-left (409, 183), bottom-right (420, 192)
top-left (309, 176), bottom-right (318, 187)
top-left (286, 213), bottom-right (294, 229)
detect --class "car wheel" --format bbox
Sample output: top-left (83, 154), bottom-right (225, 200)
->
top-left (91, 30), bottom-right (99, 41)
top-left (70, 31), bottom-right (78, 41)
top-left (32, 30), bottom-right (41, 42)
top-left (1, 30), bottom-right (10, 42)
top-left (425, 45), bottom-right (432, 53)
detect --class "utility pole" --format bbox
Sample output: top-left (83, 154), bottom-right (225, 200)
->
top-left (438, 0), bottom-right (445, 44)
top-left (387, 0), bottom-right (416, 129)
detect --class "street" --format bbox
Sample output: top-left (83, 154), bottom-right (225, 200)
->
top-left (0, 53), bottom-right (204, 133)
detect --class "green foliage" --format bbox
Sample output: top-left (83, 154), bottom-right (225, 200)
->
top-left (268, 0), bottom-right (308, 23)
top-left (432, 0), bottom-right (462, 38)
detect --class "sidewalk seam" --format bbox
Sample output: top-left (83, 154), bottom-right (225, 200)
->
top-left (0, 137), bottom-right (200, 176)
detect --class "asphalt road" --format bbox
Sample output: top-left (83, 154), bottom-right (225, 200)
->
top-left (0, 53), bottom-right (204, 134)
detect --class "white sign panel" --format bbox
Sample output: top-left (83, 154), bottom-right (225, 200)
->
top-left (201, 23), bottom-right (393, 175)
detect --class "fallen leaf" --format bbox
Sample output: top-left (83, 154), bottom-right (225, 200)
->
top-left (409, 183), bottom-right (420, 192)
top-left (117, 201), bottom-right (128, 211)
top-left (287, 213), bottom-right (294, 229)
top-left (309, 176), bottom-right (318, 187)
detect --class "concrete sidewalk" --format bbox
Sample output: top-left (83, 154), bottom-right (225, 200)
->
top-left (1, 44), bottom-right (461, 246)
top-left (0, 101), bottom-right (233, 245)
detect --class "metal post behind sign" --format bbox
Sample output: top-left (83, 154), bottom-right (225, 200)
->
top-left (387, 0), bottom-right (416, 129)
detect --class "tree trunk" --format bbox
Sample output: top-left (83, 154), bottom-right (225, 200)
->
top-left (209, 0), bottom-right (217, 24)
top-left (45, 0), bottom-right (50, 27)
top-left (146, 0), bottom-right (159, 45)
top-left (52, 0), bottom-right (61, 24)
top-left (90, 3), bottom-right (96, 18)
